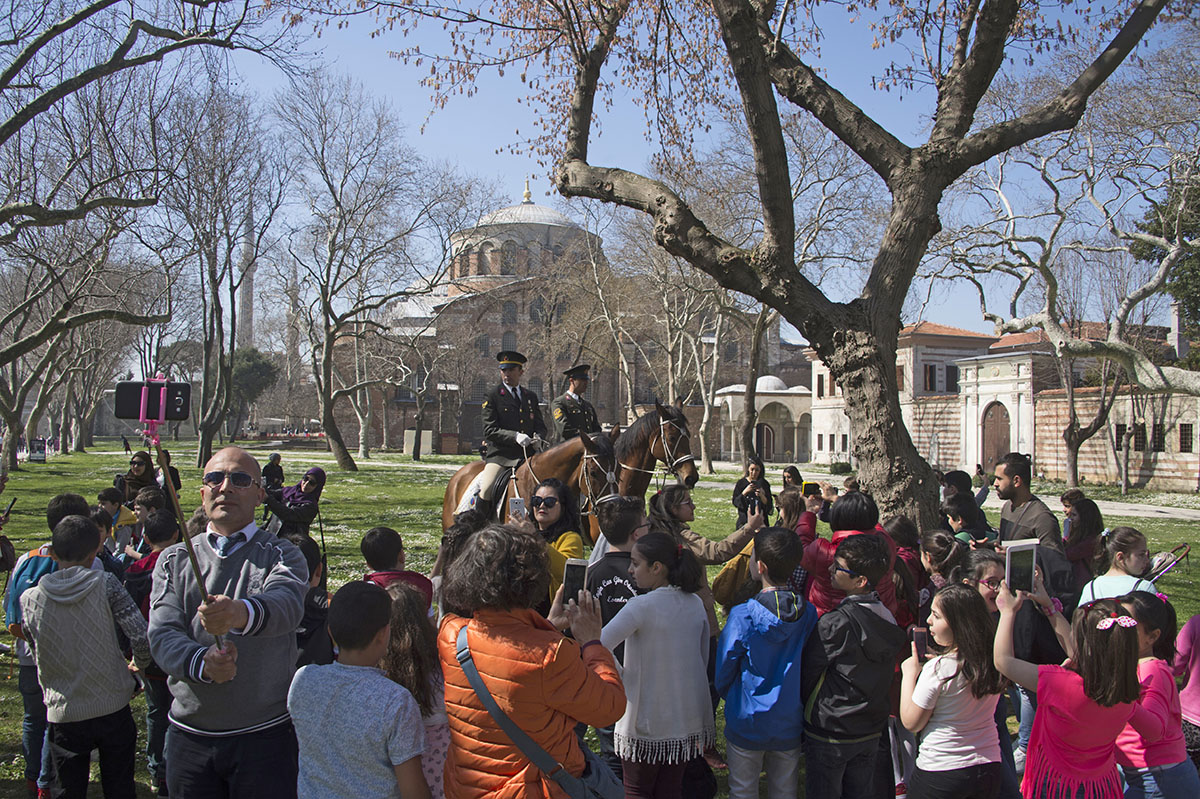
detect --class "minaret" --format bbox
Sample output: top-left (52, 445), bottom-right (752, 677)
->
top-left (237, 202), bottom-right (256, 349)
top-left (523, 178), bottom-right (532, 204)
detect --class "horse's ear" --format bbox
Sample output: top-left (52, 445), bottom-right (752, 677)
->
top-left (655, 398), bottom-right (667, 417)
top-left (608, 425), bottom-right (620, 443)
top-left (579, 432), bottom-right (598, 453)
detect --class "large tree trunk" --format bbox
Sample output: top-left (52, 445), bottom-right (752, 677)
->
top-left (1, 410), bottom-right (21, 471)
top-left (321, 398), bottom-right (358, 471)
top-left (411, 393), bottom-right (426, 461)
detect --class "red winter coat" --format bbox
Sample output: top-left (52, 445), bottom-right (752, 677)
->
top-left (801, 526), bottom-right (905, 622)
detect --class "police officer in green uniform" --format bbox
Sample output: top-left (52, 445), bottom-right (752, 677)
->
top-left (468, 350), bottom-right (547, 512)
top-left (550, 363), bottom-right (600, 443)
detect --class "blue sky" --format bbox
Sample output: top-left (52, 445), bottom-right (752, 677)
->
top-left (232, 10), bottom-right (1090, 343)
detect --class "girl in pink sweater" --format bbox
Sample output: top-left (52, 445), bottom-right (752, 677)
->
top-left (994, 588), bottom-right (1145, 799)
top-left (1116, 592), bottom-right (1200, 798)
top-left (1176, 614), bottom-right (1200, 771)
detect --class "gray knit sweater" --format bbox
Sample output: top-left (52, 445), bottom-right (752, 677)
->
top-left (20, 567), bottom-right (150, 723)
top-left (148, 526), bottom-right (307, 735)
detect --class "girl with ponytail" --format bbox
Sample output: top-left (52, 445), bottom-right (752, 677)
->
top-left (601, 532), bottom-right (713, 797)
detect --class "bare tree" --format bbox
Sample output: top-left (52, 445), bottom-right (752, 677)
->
top-left (277, 71), bottom-right (464, 471)
top-left (145, 85), bottom-right (286, 466)
top-left (361, 0), bottom-right (1169, 526)
top-left (0, 0), bottom-right (293, 240)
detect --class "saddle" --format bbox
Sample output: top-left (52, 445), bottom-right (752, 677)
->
top-left (462, 466), bottom-right (516, 520)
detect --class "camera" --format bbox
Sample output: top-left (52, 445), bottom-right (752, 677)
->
top-left (114, 380), bottom-right (191, 421)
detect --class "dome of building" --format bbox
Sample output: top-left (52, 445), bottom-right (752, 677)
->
top-left (477, 182), bottom-right (577, 228)
top-left (756, 375), bottom-right (789, 392)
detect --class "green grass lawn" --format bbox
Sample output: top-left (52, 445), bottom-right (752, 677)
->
top-left (0, 442), bottom-right (1197, 796)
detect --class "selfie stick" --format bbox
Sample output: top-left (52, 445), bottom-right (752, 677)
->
top-left (139, 374), bottom-right (223, 650)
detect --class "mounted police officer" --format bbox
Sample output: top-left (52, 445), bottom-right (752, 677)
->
top-left (550, 363), bottom-right (600, 443)
top-left (468, 350), bottom-right (547, 514)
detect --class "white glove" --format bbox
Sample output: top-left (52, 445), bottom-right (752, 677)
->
top-left (516, 433), bottom-right (532, 447)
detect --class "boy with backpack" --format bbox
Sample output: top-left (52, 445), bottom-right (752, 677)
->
top-left (361, 526), bottom-right (434, 610)
top-left (716, 527), bottom-right (819, 799)
top-left (288, 581), bottom-right (429, 799)
top-left (21, 514), bottom-right (151, 798)
top-left (801, 533), bottom-right (908, 799)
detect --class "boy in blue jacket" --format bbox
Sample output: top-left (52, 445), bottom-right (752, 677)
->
top-left (715, 526), bottom-right (818, 799)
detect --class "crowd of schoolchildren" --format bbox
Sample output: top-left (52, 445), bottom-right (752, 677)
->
top-left (7, 447), bottom-right (1200, 799)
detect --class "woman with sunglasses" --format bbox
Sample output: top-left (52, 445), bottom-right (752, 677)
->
top-left (264, 467), bottom-right (326, 538)
top-left (120, 451), bottom-right (158, 503)
top-left (524, 478), bottom-right (585, 608)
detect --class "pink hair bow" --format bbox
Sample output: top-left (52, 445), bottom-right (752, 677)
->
top-left (1096, 614), bottom-right (1137, 630)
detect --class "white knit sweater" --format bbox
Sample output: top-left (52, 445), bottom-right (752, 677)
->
top-left (600, 586), bottom-right (715, 763)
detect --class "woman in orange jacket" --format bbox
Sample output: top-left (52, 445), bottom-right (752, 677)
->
top-left (438, 524), bottom-right (627, 799)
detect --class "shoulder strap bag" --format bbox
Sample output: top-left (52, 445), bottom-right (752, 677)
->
top-left (455, 625), bottom-right (623, 799)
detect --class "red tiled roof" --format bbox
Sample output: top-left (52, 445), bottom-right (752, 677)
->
top-left (899, 321), bottom-right (997, 340)
top-left (990, 331), bottom-right (1050, 350)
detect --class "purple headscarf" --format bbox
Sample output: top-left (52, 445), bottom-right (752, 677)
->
top-left (281, 467), bottom-right (325, 506)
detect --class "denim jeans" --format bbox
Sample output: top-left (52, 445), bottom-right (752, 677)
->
top-left (908, 762), bottom-right (1002, 799)
top-left (1122, 760), bottom-right (1200, 799)
top-left (144, 677), bottom-right (172, 783)
top-left (47, 705), bottom-right (137, 799)
top-left (726, 742), bottom-right (802, 799)
top-left (165, 721), bottom-right (298, 799)
top-left (1009, 685), bottom-right (1036, 751)
top-left (17, 664), bottom-right (54, 788)
top-left (994, 692), bottom-right (1021, 798)
top-left (803, 735), bottom-right (879, 799)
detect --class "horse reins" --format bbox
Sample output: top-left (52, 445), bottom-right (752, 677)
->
top-left (619, 415), bottom-right (696, 491)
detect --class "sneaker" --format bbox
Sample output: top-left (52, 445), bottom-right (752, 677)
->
top-left (37, 789), bottom-right (50, 799)
top-left (1012, 744), bottom-right (1026, 775)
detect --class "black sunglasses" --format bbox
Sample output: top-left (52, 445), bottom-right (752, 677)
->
top-left (530, 495), bottom-right (559, 509)
top-left (202, 470), bottom-right (257, 488)
top-left (130, 460), bottom-right (147, 467)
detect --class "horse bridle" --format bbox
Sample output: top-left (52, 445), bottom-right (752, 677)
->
top-left (579, 450), bottom-right (621, 518)
top-left (619, 416), bottom-right (696, 490)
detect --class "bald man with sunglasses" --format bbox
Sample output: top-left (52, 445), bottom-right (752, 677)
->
top-left (148, 447), bottom-right (308, 799)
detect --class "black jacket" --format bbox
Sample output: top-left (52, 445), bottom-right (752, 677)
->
top-left (550, 392), bottom-right (600, 442)
top-left (481, 383), bottom-right (547, 466)
top-left (732, 477), bottom-right (774, 528)
top-left (801, 593), bottom-right (908, 742)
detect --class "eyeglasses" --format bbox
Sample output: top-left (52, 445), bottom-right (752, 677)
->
top-left (202, 470), bottom-right (258, 489)
top-left (301, 476), bottom-right (316, 484)
top-left (833, 564), bottom-right (860, 578)
top-left (530, 495), bottom-right (559, 509)
top-left (977, 577), bottom-right (1002, 591)
top-left (130, 460), bottom-right (147, 468)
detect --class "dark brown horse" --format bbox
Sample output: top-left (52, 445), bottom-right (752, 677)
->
top-left (577, 401), bottom-right (700, 542)
top-left (441, 428), bottom-right (621, 531)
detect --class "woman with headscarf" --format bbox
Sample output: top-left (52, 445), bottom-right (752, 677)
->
top-left (264, 466), bottom-right (325, 538)
top-left (120, 451), bottom-right (158, 503)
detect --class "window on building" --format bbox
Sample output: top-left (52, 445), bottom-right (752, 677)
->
top-left (896, 366), bottom-right (905, 391)
top-left (817, 374), bottom-right (825, 398)
top-left (529, 297), bottom-right (545, 324)
top-left (502, 301), bottom-right (518, 324)
top-left (1134, 423), bottom-right (1147, 452)
top-left (924, 363), bottom-right (937, 392)
top-left (477, 245), bottom-right (492, 275)
top-left (469, 378), bottom-right (489, 402)
top-left (946, 365), bottom-right (959, 393)
top-left (841, 434), bottom-right (848, 452)
top-left (500, 241), bottom-right (518, 275)
top-left (1181, 424), bottom-right (1194, 454)
top-left (1115, 423), bottom-right (1128, 448)
top-left (527, 378), bottom-right (543, 399)
top-left (1152, 423), bottom-right (1166, 452)
top-left (817, 434), bottom-right (823, 451)
top-left (501, 331), bottom-right (517, 352)
top-left (475, 334), bottom-right (490, 357)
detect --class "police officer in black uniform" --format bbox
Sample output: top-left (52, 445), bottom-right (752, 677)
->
top-left (550, 363), bottom-right (601, 443)
top-left (469, 350), bottom-right (547, 511)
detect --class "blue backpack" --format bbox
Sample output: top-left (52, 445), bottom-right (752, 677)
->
top-left (4, 548), bottom-right (57, 633)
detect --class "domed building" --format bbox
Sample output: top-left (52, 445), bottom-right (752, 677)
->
top-left (715, 374), bottom-right (812, 463)
top-left (383, 183), bottom-right (622, 455)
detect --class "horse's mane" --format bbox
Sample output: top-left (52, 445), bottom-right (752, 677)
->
top-left (615, 404), bottom-right (689, 462)
top-left (539, 429), bottom-right (616, 463)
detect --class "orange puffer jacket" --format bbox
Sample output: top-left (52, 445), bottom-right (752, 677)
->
top-left (439, 608), bottom-right (626, 799)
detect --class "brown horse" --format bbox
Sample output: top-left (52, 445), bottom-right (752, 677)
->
top-left (441, 428), bottom-right (622, 531)
top-left (575, 401), bottom-right (700, 543)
